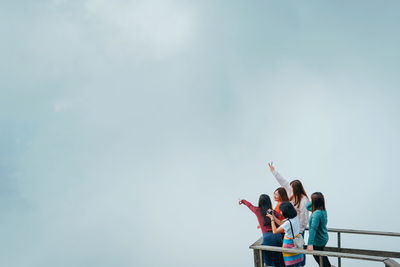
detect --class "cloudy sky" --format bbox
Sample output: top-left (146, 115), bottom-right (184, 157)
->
top-left (1, 1), bottom-right (400, 266)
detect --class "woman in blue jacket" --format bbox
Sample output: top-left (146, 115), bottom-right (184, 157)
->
top-left (306, 192), bottom-right (331, 267)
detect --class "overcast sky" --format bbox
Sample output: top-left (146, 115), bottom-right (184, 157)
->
top-left (1, 1), bottom-right (400, 266)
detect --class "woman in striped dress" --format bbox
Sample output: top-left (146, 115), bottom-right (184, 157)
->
top-left (267, 201), bottom-right (304, 267)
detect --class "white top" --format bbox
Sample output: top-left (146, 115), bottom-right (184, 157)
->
top-left (281, 216), bottom-right (301, 239)
top-left (272, 170), bottom-right (309, 233)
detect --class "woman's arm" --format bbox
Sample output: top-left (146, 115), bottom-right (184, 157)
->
top-left (272, 210), bottom-right (284, 226)
top-left (306, 201), bottom-right (312, 211)
top-left (273, 217), bottom-right (284, 226)
top-left (267, 214), bottom-right (285, 234)
top-left (239, 199), bottom-right (257, 214)
top-left (268, 162), bottom-right (292, 197)
top-left (307, 212), bottom-right (321, 246)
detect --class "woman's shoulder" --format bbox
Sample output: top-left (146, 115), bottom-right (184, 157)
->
top-left (252, 206), bottom-right (261, 212)
top-left (281, 219), bottom-right (290, 226)
top-left (298, 196), bottom-right (310, 209)
top-left (300, 195), bottom-right (310, 204)
top-left (287, 216), bottom-right (300, 225)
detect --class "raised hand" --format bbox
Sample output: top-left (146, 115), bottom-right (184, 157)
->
top-left (238, 199), bottom-right (244, 205)
top-left (268, 162), bottom-right (275, 173)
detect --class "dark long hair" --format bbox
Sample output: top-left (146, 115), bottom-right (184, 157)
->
top-left (258, 194), bottom-right (273, 226)
top-left (290, 179), bottom-right (308, 207)
top-left (279, 201), bottom-right (297, 219)
top-left (275, 187), bottom-right (289, 202)
top-left (311, 192), bottom-right (326, 212)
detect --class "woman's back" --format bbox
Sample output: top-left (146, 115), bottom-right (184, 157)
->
top-left (293, 195), bottom-right (309, 233)
top-left (308, 209), bottom-right (329, 246)
top-left (281, 216), bottom-right (301, 238)
top-left (306, 192), bottom-right (332, 267)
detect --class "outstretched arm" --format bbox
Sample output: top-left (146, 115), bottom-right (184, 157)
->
top-left (239, 199), bottom-right (257, 214)
top-left (268, 162), bottom-right (292, 198)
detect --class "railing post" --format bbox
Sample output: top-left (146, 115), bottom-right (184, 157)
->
top-left (320, 255), bottom-right (324, 266)
top-left (338, 232), bottom-right (341, 267)
top-left (261, 250), bottom-right (264, 266)
top-left (384, 259), bottom-right (400, 267)
top-left (253, 249), bottom-right (262, 267)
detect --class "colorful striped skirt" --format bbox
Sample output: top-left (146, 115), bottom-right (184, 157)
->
top-left (282, 236), bottom-right (304, 266)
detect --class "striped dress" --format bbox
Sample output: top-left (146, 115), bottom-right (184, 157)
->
top-left (282, 217), bottom-right (304, 266)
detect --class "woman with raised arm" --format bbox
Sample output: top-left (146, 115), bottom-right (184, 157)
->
top-left (267, 201), bottom-right (304, 267)
top-left (306, 192), bottom-right (331, 267)
top-left (239, 195), bottom-right (284, 267)
top-left (268, 162), bottom-right (309, 231)
top-left (268, 162), bottom-right (309, 266)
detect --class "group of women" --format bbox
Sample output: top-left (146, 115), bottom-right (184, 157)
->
top-left (239, 162), bottom-right (331, 267)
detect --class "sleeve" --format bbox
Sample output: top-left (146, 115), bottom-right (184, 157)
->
top-left (241, 199), bottom-right (257, 214)
top-left (307, 212), bottom-right (321, 245)
top-left (281, 221), bottom-right (290, 236)
top-left (272, 170), bottom-right (292, 198)
top-left (306, 201), bottom-right (312, 211)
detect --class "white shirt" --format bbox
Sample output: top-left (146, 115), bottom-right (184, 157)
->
top-left (272, 170), bottom-right (309, 233)
top-left (281, 216), bottom-right (301, 239)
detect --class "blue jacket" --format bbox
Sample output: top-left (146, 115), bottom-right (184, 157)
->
top-left (306, 202), bottom-right (329, 246)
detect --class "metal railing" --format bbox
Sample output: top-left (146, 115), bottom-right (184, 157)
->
top-left (249, 227), bottom-right (400, 267)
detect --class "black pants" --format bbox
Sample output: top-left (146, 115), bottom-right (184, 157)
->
top-left (313, 246), bottom-right (331, 267)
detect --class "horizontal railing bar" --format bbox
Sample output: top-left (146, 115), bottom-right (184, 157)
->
top-left (250, 237), bottom-right (263, 247)
top-left (249, 244), bottom-right (389, 262)
top-left (304, 227), bottom-right (400, 237)
top-left (324, 246), bottom-right (400, 259)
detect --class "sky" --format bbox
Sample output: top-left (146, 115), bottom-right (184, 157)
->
top-left (1, 1), bottom-right (400, 266)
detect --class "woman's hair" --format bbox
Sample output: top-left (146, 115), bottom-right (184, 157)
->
top-left (274, 187), bottom-right (289, 202)
top-left (290, 179), bottom-right (308, 207)
top-left (258, 194), bottom-right (273, 226)
top-left (279, 201), bottom-right (297, 219)
top-left (311, 192), bottom-right (326, 212)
